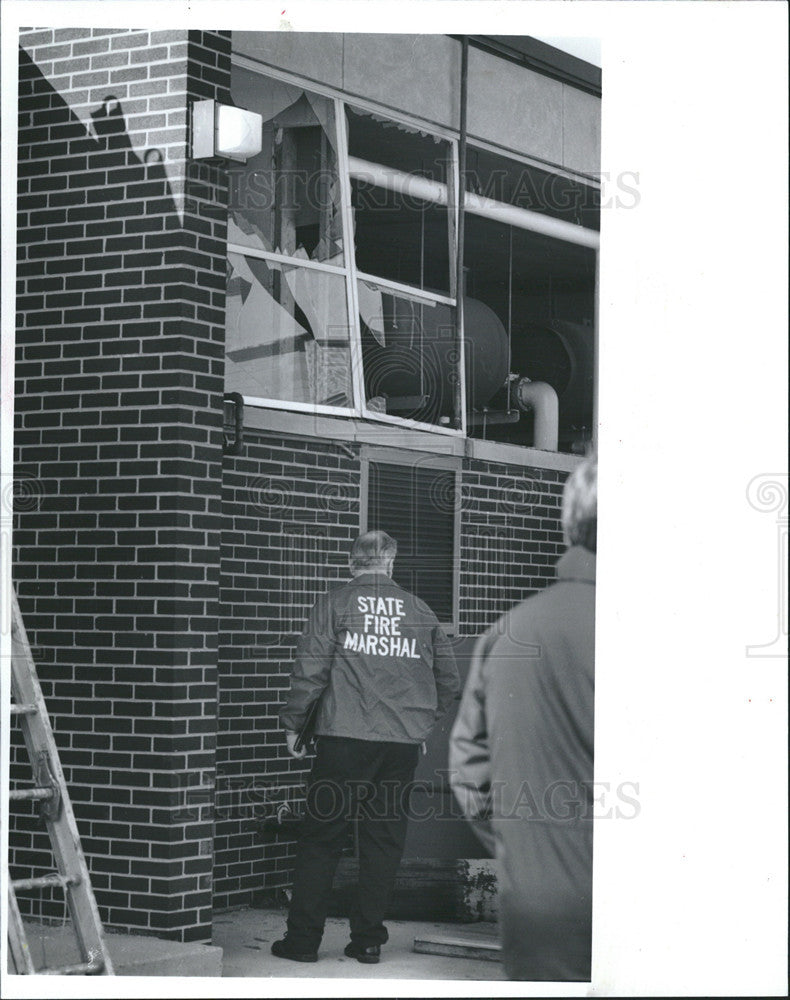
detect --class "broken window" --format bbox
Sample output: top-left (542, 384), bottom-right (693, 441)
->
top-left (346, 107), bottom-right (461, 429)
top-left (229, 67), bottom-right (343, 264)
top-left (461, 153), bottom-right (599, 454)
top-left (226, 68), bottom-right (353, 412)
top-left (225, 63), bottom-right (599, 448)
top-left (347, 107), bottom-right (453, 295)
top-left (225, 252), bottom-right (352, 408)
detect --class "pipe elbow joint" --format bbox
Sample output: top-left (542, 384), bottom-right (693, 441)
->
top-left (513, 378), bottom-right (559, 451)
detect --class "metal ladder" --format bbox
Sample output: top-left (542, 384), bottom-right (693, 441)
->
top-left (7, 589), bottom-right (114, 975)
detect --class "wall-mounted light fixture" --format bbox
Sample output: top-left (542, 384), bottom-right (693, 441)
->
top-left (192, 99), bottom-right (262, 162)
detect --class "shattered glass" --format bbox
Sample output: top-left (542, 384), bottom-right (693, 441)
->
top-left (225, 252), bottom-right (352, 407)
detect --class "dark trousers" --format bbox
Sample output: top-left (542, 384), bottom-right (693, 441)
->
top-left (286, 735), bottom-right (420, 951)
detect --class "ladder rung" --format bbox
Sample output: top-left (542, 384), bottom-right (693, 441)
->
top-left (10, 702), bottom-right (38, 716)
top-left (10, 586), bottom-right (114, 975)
top-left (9, 787), bottom-right (55, 802)
top-left (12, 873), bottom-right (80, 892)
top-left (38, 958), bottom-right (105, 975)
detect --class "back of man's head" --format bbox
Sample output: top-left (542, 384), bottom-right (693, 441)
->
top-left (562, 452), bottom-right (597, 552)
top-left (350, 530), bottom-right (398, 574)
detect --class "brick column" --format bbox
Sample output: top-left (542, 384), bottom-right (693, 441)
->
top-left (13, 28), bottom-right (231, 942)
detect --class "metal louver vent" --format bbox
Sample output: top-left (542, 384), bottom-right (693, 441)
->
top-left (367, 462), bottom-right (455, 623)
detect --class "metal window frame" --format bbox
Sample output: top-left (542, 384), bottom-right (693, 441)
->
top-left (359, 445), bottom-right (461, 634)
top-left (355, 271), bottom-right (457, 310)
top-left (226, 240), bottom-right (360, 418)
top-left (229, 57), bottom-right (465, 437)
top-left (335, 95), bottom-right (368, 424)
top-left (227, 57), bottom-right (599, 449)
top-left (231, 51), bottom-right (602, 185)
top-left (227, 242), bottom-right (348, 276)
top-left (231, 53), bottom-right (460, 143)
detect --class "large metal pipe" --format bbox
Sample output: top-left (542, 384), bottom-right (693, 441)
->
top-left (513, 377), bottom-right (559, 451)
top-left (348, 155), bottom-right (600, 251)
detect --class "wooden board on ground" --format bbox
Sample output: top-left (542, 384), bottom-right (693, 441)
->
top-left (413, 925), bottom-right (502, 963)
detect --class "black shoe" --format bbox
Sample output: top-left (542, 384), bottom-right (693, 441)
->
top-left (344, 941), bottom-right (381, 964)
top-left (271, 937), bottom-right (318, 963)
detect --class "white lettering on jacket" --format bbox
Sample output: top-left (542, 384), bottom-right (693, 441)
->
top-left (345, 594), bottom-right (419, 659)
top-left (356, 596), bottom-right (405, 616)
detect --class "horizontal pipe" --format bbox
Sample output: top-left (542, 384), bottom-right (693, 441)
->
top-left (350, 156), bottom-right (448, 206)
top-left (466, 409), bottom-right (520, 426)
top-left (348, 156), bottom-right (599, 250)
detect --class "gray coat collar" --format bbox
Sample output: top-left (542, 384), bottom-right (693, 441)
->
top-left (556, 545), bottom-right (596, 584)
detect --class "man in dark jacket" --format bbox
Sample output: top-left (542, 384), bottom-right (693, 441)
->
top-left (272, 530), bottom-right (459, 965)
top-left (449, 454), bottom-right (597, 982)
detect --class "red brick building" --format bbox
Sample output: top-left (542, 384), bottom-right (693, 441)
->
top-left (10, 28), bottom-right (600, 943)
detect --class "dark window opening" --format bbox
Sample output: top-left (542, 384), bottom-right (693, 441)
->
top-left (463, 214), bottom-right (596, 453)
top-left (351, 189), bottom-right (451, 296)
top-left (347, 106), bottom-right (453, 296)
top-left (347, 106), bottom-right (450, 184)
top-left (465, 147), bottom-right (600, 231)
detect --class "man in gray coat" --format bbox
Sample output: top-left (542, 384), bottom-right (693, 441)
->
top-left (449, 454), bottom-right (597, 982)
top-left (272, 530), bottom-right (459, 965)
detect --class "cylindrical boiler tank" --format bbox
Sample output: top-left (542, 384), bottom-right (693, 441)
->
top-left (361, 294), bottom-right (510, 421)
top-left (511, 319), bottom-right (594, 431)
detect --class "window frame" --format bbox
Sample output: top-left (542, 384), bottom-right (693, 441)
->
top-left (359, 445), bottom-right (462, 634)
top-left (340, 102), bottom-right (464, 436)
top-left (224, 78), bottom-right (361, 419)
top-left (227, 54), bottom-right (599, 453)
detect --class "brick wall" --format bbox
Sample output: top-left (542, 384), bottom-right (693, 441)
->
top-left (460, 461), bottom-right (568, 633)
top-left (12, 25), bottom-right (575, 932)
top-left (12, 28), bottom-right (231, 942)
top-left (215, 430), bottom-right (361, 910)
top-left (214, 431), bottom-right (568, 905)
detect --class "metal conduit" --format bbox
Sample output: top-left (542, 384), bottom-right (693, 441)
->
top-left (455, 36), bottom-right (469, 431)
top-left (347, 155), bottom-right (600, 251)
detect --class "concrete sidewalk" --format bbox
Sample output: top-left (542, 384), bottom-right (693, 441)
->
top-left (214, 907), bottom-right (507, 981)
top-left (16, 919), bottom-right (222, 976)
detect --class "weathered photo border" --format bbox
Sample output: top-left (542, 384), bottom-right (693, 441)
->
top-left (2, 2), bottom-right (787, 998)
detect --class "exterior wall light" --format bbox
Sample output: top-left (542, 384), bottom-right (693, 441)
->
top-left (192, 99), bottom-right (262, 162)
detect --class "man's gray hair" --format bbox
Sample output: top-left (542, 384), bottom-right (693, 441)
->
top-left (561, 452), bottom-right (597, 552)
top-left (350, 530), bottom-right (398, 571)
